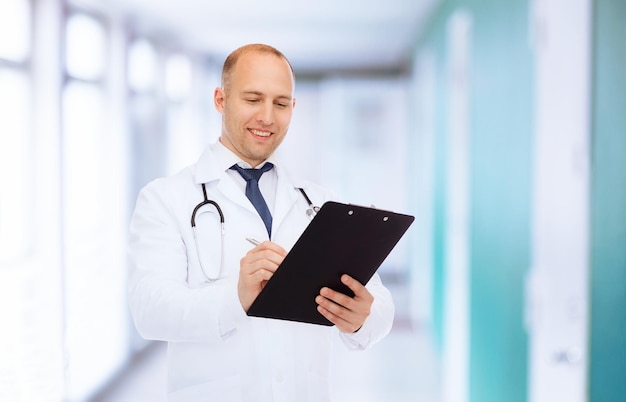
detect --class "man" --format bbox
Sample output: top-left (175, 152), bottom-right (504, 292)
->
top-left (128, 43), bottom-right (394, 401)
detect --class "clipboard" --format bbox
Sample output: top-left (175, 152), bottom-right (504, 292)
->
top-left (246, 201), bottom-right (415, 326)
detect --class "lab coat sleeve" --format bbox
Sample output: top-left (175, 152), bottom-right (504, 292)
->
top-left (337, 273), bottom-right (394, 350)
top-left (127, 181), bottom-right (246, 343)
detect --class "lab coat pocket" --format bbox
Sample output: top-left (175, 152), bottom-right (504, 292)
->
top-left (168, 375), bottom-right (242, 402)
top-left (190, 207), bottom-right (225, 284)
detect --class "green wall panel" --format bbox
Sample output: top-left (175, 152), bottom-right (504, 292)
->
top-left (468, 1), bottom-right (532, 402)
top-left (432, 66), bottom-right (447, 352)
top-left (415, 3), bottom-right (452, 352)
top-left (413, 0), bottom-right (532, 401)
top-left (589, 0), bottom-right (626, 400)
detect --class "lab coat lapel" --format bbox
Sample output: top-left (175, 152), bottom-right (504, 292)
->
top-left (272, 166), bottom-right (301, 233)
top-left (194, 145), bottom-right (255, 214)
top-left (217, 174), bottom-right (256, 214)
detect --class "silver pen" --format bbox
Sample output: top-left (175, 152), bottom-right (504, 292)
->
top-left (246, 238), bottom-right (261, 246)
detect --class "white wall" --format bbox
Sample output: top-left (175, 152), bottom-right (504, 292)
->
top-left (527, 0), bottom-right (592, 400)
top-left (281, 77), bottom-right (413, 277)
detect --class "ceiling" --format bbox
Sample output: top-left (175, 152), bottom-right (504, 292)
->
top-left (85, 0), bottom-right (438, 75)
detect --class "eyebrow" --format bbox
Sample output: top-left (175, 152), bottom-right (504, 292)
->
top-left (242, 90), bottom-right (292, 101)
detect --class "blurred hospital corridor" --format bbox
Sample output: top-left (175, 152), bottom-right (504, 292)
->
top-left (2, 0), bottom-right (626, 401)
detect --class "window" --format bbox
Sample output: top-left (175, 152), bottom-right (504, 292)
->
top-left (0, 0), bottom-right (31, 63)
top-left (0, 0), bottom-right (33, 263)
top-left (165, 53), bottom-right (192, 101)
top-left (128, 39), bottom-right (158, 93)
top-left (0, 70), bottom-right (31, 262)
top-left (62, 12), bottom-right (128, 401)
top-left (65, 13), bottom-right (106, 80)
top-left (127, 38), bottom-right (168, 189)
top-left (62, 12), bottom-right (108, 270)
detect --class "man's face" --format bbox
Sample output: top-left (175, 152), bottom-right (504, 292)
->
top-left (215, 52), bottom-right (296, 167)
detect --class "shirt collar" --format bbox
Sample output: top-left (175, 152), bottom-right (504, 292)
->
top-left (194, 140), bottom-right (279, 184)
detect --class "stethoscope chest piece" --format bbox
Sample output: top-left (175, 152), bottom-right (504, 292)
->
top-left (298, 188), bottom-right (319, 219)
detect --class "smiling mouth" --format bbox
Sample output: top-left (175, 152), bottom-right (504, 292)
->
top-left (250, 129), bottom-right (271, 138)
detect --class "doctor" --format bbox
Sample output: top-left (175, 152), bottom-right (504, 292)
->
top-left (128, 43), bottom-right (394, 402)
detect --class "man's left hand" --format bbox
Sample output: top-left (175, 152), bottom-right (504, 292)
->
top-left (315, 274), bottom-right (374, 333)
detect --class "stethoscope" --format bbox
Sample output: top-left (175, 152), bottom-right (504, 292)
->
top-left (190, 183), bottom-right (320, 282)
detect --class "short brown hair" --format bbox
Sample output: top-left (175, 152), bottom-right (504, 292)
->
top-left (221, 44), bottom-right (295, 92)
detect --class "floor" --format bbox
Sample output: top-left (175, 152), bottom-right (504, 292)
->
top-left (91, 280), bottom-right (441, 402)
top-left (330, 324), bottom-right (441, 402)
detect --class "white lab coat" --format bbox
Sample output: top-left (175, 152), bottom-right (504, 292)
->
top-left (128, 142), bottom-right (394, 402)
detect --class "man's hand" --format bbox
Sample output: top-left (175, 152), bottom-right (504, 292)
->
top-left (315, 274), bottom-right (374, 333)
top-left (238, 241), bottom-right (287, 312)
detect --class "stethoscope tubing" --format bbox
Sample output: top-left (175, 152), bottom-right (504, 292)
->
top-left (190, 184), bottom-right (317, 283)
top-left (191, 183), bottom-right (225, 227)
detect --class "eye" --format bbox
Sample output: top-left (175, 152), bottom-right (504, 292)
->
top-left (245, 98), bottom-right (260, 104)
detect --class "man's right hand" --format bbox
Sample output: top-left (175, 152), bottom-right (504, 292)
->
top-left (238, 241), bottom-right (287, 312)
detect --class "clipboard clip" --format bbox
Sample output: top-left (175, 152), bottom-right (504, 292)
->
top-left (347, 203), bottom-right (398, 222)
top-left (348, 203), bottom-right (377, 209)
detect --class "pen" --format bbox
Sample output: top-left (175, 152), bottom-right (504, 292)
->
top-left (246, 238), bottom-right (261, 246)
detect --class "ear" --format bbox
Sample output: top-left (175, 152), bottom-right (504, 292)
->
top-left (292, 97), bottom-right (296, 110)
top-left (214, 87), bottom-right (226, 113)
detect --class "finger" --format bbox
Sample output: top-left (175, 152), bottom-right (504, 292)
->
top-left (316, 292), bottom-right (358, 322)
top-left (258, 248), bottom-right (286, 267)
top-left (317, 282), bottom-right (373, 331)
top-left (316, 303), bottom-right (341, 324)
top-left (316, 303), bottom-right (360, 333)
top-left (317, 290), bottom-right (369, 323)
top-left (341, 274), bottom-right (371, 301)
top-left (241, 257), bottom-right (281, 276)
top-left (250, 267), bottom-right (274, 283)
top-left (241, 247), bottom-right (285, 272)
top-left (244, 243), bottom-right (287, 268)
top-left (319, 286), bottom-right (355, 310)
top-left (253, 241), bottom-right (288, 257)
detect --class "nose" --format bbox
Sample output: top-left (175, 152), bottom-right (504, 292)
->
top-left (256, 102), bottom-right (274, 125)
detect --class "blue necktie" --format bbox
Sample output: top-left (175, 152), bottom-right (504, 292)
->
top-left (231, 162), bottom-right (274, 237)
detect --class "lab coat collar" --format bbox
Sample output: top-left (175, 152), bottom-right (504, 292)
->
top-left (194, 141), bottom-right (238, 184)
top-left (193, 141), bottom-right (310, 235)
top-left (193, 141), bottom-right (310, 189)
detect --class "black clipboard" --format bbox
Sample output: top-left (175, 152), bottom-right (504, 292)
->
top-left (246, 201), bottom-right (415, 326)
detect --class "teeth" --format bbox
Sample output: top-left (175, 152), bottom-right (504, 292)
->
top-left (251, 129), bottom-right (271, 137)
